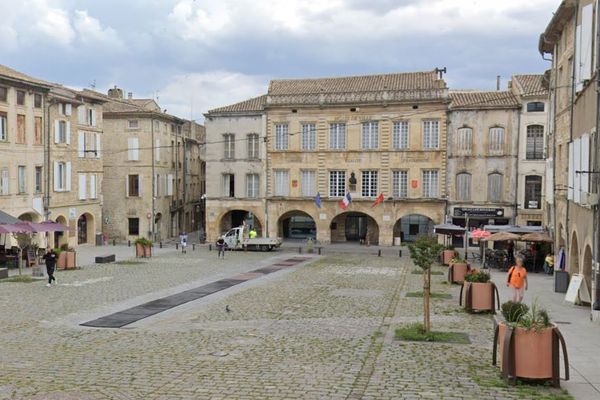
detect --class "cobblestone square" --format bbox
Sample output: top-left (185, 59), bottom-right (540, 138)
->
top-left (0, 250), bottom-right (571, 399)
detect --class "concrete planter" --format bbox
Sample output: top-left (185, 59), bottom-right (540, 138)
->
top-left (448, 262), bottom-right (469, 284)
top-left (460, 281), bottom-right (499, 313)
top-left (493, 320), bottom-right (569, 386)
top-left (57, 251), bottom-right (76, 269)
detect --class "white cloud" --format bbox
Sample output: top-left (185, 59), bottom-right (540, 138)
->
top-left (158, 70), bottom-right (268, 120)
top-left (34, 1), bottom-right (75, 45)
top-left (73, 10), bottom-right (125, 50)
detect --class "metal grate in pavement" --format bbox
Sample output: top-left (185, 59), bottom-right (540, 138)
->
top-left (80, 257), bottom-right (309, 328)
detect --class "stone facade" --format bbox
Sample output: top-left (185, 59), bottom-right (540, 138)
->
top-left (46, 87), bottom-right (106, 248)
top-left (540, 0), bottom-right (599, 316)
top-left (0, 65), bottom-right (50, 235)
top-left (182, 121), bottom-right (206, 234)
top-left (101, 88), bottom-right (186, 242)
top-left (447, 91), bottom-right (520, 243)
top-left (203, 96), bottom-right (267, 242)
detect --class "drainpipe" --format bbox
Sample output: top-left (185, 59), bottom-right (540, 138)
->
top-left (593, 1), bottom-right (600, 311)
top-left (151, 117), bottom-right (155, 241)
top-left (514, 107), bottom-right (521, 225)
top-left (566, 6), bottom-right (579, 259)
top-left (44, 95), bottom-right (51, 222)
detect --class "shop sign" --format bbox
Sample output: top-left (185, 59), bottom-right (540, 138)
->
top-left (453, 207), bottom-right (504, 217)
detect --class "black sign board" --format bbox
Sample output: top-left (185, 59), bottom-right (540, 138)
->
top-left (453, 207), bottom-right (504, 217)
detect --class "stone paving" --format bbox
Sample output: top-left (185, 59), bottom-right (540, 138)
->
top-left (0, 249), bottom-right (572, 399)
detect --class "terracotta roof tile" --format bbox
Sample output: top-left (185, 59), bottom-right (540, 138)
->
top-left (0, 64), bottom-right (53, 88)
top-left (449, 90), bottom-right (520, 110)
top-left (511, 74), bottom-right (548, 97)
top-left (207, 95), bottom-right (267, 114)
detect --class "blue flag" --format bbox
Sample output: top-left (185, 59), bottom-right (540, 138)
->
top-left (315, 192), bottom-right (321, 208)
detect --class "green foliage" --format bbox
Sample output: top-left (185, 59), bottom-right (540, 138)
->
top-left (134, 237), bottom-right (153, 246)
top-left (53, 247), bottom-right (63, 256)
top-left (450, 256), bottom-right (466, 264)
top-left (464, 269), bottom-right (490, 283)
top-left (394, 323), bottom-right (470, 344)
top-left (501, 301), bottom-right (529, 323)
top-left (408, 235), bottom-right (444, 271)
top-left (517, 302), bottom-right (553, 331)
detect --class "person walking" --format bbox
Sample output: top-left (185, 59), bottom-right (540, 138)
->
top-left (180, 232), bottom-right (188, 254)
top-left (43, 247), bottom-right (57, 287)
top-left (507, 256), bottom-right (528, 303)
top-left (216, 237), bottom-right (225, 259)
top-left (543, 253), bottom-right (554, 275)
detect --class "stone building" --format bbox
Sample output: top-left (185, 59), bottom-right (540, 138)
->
top-left (182, 120), bottom-right (206, 235)
top-left (46, 86), bottom-right (106, 248)
top-left (446, 91), bottom-right (520, 246)
top-left (100, 88), bottom-right (186, 242)
top-left (0, 65), bottom-right (51, 229)
top-left (540, 0), bottom-right (599, 316)
top-left (264, 71), bottom-right (449, 246)
top-left (203, 95), bottom-right (267, 242)
top-left (509, 75), bottom-right (549, 227)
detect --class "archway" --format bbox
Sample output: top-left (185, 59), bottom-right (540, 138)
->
top-left (219, 210), bottom-right (262, 236)
top-left (583, 245), bottom-right (593, 301)
top-left (18, 212), bottom-right (41, 222)
top-left (330, 212), bottom-right (379, 244)
top-left (393, 214), bottom-right (434, 243)
top-left (277, 210), bottom-right (316, 240)
top-left (54, 215), bottom-right (68, 248)
top-left (569, 232), bottom-right (580, 275)
top-left (77, 213), bottom-right (95, 245)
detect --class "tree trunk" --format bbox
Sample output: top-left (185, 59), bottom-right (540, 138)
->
top-left (423, 268), bottom-right (431, 332)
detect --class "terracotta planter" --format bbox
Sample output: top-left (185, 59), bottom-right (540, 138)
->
top-left (460, 281), bottom-right (499, 313)
top-left (441, 250), bottom-right (456, 266)
top-left (136, 244), bottom-right (152, 258)
top-left (57, 251), bottom-right (76, 269)
top-left (493, 320), bottom-right (570, 386)
top-left (448, 262), bottom-right (469, 283)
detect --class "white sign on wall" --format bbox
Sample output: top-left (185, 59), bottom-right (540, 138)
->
top-left (383, 215), bottom-right (391, 222)
top-left (69, 207), bottom-right (76, 219)
top-left (319, 213), bottom-right (327, 220)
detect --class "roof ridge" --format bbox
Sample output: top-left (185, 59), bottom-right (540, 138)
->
top-left (270, 70), bottom-right (437, 83)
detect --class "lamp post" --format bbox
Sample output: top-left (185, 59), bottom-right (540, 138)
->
top-left (200, 193), bottom-right (206, 243)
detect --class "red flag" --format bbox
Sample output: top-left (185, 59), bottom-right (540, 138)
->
top-left (372, 193), bottom-right (384, 207)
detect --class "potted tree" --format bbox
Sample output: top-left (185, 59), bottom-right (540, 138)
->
top-left (448, 256), bottom-right (469, 284)
top-left (408, 235), bottom-right (444, 333)
top-left (135, 238), bottom-right (153, 258)
top-left (57, 244), bottom-right (76, 269)
top-left (493, 301), bottom-right (569, 387)
top-left (459, 269), bottom-right (499, 313)
top-left (441, 245), bottom-right (456, 266)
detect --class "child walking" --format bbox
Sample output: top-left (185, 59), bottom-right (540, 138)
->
top-left (507, 256), bottom-right (528, 303)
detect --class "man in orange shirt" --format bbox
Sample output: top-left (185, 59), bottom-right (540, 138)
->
top-left (507, 256), bottom-right (528, 303)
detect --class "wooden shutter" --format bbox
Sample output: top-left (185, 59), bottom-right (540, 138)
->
top-left (568, 142), bottom-right (574, 200)
top-left (78, 106), bottom-right (86, 124)
top-left (574, 138), bottom-right (581, 203)
top-left (155, 139), bottom-right (160, 161)
top-left (581, 134), bottom-right (590, 195)
top-left (128, 138), bottom-right (134, 160)
top-left (65, 162), bottom-right (72, 191)
top-left (91, 109), bottom-right (96, 127)
top-left (78, 174), bottom-right (86, 200)
top-left (54, 120), bottom-right (60, 143)
top-left (167, 174), bottom-right (173, 196)
top-left (90, 174), bottom-right (97, 199)
top-left (125, 176), bottom-right (129, 197)
top-left (78, 131), bottom-right (85, 157)
top-left (65, 122), bottom-right (71, 144)
top-left (65, 103), bottom-right (72, 116)
top-left (53, 162), bottom-right (59, 191)
top-left (95, 133), bottom-right (101, 158)
top-left (1, 169), bottom-right (8, 194)
top-left (580, 4), bottom-right (593, 82)
top-left (138, 175), bottom-right (142, 196)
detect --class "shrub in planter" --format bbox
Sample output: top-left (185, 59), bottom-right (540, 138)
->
top-left (448, 257), bottom-right (469, 284)
top-left (441, 246), bottom-right (456, 266)
top-left (56, 245), bottom-right (76, 269)
top-left (493, 302), bottom-right (569, 387)
top-left (459, 269), bottom-right (499, 313)
top-left (135, 238), bottom-right (153, 258)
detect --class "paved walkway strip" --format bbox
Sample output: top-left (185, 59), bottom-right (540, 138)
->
top-left (80, 257), bottom-right (311, 328)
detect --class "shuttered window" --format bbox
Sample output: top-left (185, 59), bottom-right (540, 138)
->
top-left (489, 127), bottom-right (505, 154)
top-left (301, 170), bottom-right (316, 197)
top-left (223, 134), bottom-right (235, 159)
top-left (526, 125), bottom-right (544, 159)
top-left (128, 137), bottom-right (139, 161)
top-left (456, 173), bottom-right (471, 201)
top-left (0, 112), bottom-right (6, 141)
top-left (456, 128), bottom-right (472, 153)
top-left (18, 166), bottom-right (26, 194)
top-left (488, 173), bottom-right (503, 202)
top-left (0, 169), bottom-right (8, 195)
top-left (274, 170), bottom-right (289, 196)
top-left (246, 174), bottom-right (259, 198)
top-left (247, 133), bottom-right (259, 159)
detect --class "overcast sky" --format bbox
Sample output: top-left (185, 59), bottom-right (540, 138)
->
top-left (0, 0), bottom-right (559, 121)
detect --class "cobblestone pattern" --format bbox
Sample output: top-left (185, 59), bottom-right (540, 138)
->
top-left (0, 253), bottom-right (571, 399)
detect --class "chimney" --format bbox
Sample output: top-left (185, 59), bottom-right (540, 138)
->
top-left (128, 92), bottom-right (133, 99)
top-left (107, 86), bottom-right (123, 99)
top-left (496, 75), bottom-right (501, 91)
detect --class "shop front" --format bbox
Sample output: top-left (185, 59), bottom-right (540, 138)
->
top-left (451, 207), bottom-right (510, 247)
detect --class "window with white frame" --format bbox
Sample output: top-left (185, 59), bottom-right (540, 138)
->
top-left (246, 174), bottom-right (259, 198)
top-left (488, 173), bottom-right (503, 202)
top-left (301, 170), bottom-right (316, 197)
top-left (456, 127), bottom-right (472, 152)
top-left (0, 168), bottom-right (8, 195)
top-left (128, 120), bottom-right (139, 129)
top-left (423, 120), bottom-right (439, 149)
top-left (54, 161), bottom-right (70, 192)
top-left (361, 121), bottom-right (379, 150)
top-left (526, 125), bottom-right (544, 160)
top-left (247, 133), bottom-right (259, 159)
top-left (274, 170), bottom-right (289, 196)
top-left (392, 121), bottom-right (409, 150)
top-left (329, 123), bottom-right (346, 150)
top-left (489, 127), bottom-right (505, 153)
top-left (301, 123), bottom-right (316, 150)
top-left (392, 170), bottom-right (408, 198)
top-left (127, 175), bottom-right (140, 197)
top-left (56, 120), bottom-right (68, 143)
top-left (17, 166), bottom-right (26, 194)
top-left (422, 170), bottom-right (439, 198)
top-left (455, 173), bottom-right (471, 201)
top-left (274, 124), bottom-right (288, 150)
top-left (361, 170), bottom-right (378, 197)
top-left (35, 166), bottom-right (42, 193)
top-left (329, 170), bottom-right (346, 197)
top-left (223, 134), bottom-right (235, 159)
top-left (89, 174), bottom-right (97, 199)
top-left (0, 112), bottom-right (6, 141)
top-left (128, 137), bottom-right (139, 161)
top-left (525, 175), bottom-right (542, 209)
top-left (78, 174), bottom-right (87, 200)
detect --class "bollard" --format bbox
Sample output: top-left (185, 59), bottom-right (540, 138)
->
top-left (112, 239), bottom-right (116, 246)
top-left (318, 247), bottom-right (322, 255)
top-left (378, 249), bottom-right (381, 257)
top-left (128, 240), bottom-right (131, 247)
top-left (398, 249), bottom-right (402, 257)
top-left (192, 244), bottom-right (195, 251)
top-left (209, 244), bottom-right (212, 251)
top-left (298, 247), bottom-right (302, 254)
top-left (175, 243), bottom-right (179, 250)
top-left (160, 241), bottom-right (163, 248)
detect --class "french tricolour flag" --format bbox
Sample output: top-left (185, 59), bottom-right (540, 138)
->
top-left (339, 192), bottom-right (352, 210)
